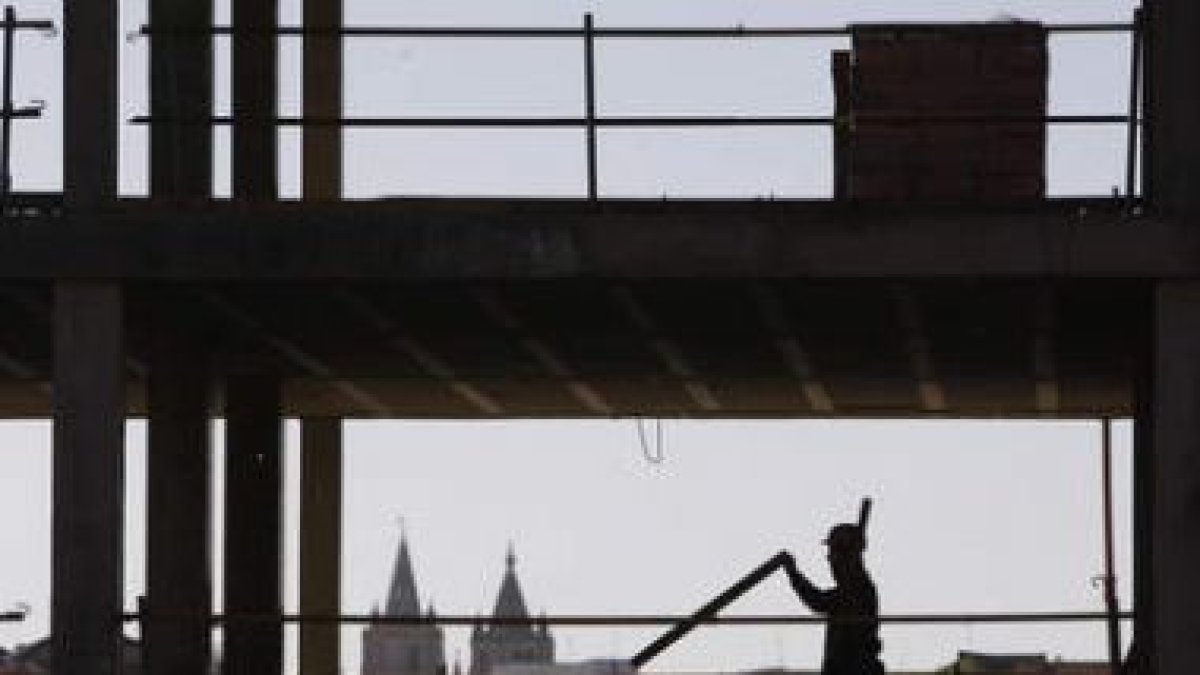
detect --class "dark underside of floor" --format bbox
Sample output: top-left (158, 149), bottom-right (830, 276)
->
top-left (0, 277), bottom-right (1148, 418)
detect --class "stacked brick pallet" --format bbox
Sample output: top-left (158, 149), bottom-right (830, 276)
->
top-left (833, 22), bottom-right (1048, 204)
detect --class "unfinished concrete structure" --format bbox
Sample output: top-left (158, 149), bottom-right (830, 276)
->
top-left (3, 0), bottom-right (1198, 673)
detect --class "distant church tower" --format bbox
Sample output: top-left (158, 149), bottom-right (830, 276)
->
top-left (469, 547), bottom-right (555, 675)
top-left (362, 532), bottom-right (447, 675)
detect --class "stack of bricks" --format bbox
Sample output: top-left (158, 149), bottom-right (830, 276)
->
top-left (833, 22), bottom-right (1048, 204)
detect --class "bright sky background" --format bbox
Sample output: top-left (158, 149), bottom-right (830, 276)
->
top-left (0, 0), bottom-right (1140, 673)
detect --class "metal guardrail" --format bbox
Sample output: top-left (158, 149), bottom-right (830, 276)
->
top-left (132, 14), bottom-right (1145, 203)
top-left (0, 5), bottom-right (52, 206)
top-left (120, 609), bottom-right (1134, 626)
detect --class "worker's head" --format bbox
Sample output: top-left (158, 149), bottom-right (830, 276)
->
top-left (824, 523), bottom-right (866, 579)
top-left (824, 523), bottom-right (866, 552)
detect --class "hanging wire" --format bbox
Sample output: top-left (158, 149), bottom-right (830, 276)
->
top-left (635, 416), bottom-right (665, 465)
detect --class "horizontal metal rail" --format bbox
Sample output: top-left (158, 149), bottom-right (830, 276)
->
top-left (133, 13), bottom-right (1141, 201)
top-left (130, 114), bottom-right (1136, 128)
top-left (138, 22), bottom-right (1134, 38)
top-left (0, 106), bottom-right (43, 120)
top-left (0, 18), bottom-right (52, 32)
top-left (121, 610), bottom-right (1135, 626)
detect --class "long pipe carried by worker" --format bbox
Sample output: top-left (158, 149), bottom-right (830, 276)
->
top-left (630, 550), bottom-right (791, 669)
top-left (631, 498), bottom-right (873, 669)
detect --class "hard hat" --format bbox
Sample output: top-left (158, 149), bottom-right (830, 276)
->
top-left (823, 523), bottom-right (866, 552)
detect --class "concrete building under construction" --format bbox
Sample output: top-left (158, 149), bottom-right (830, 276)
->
top-left (3, 0), bottom-right (1200, 674)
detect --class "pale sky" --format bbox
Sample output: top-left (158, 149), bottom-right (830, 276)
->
top-left (0, 0), bottom-right (1141, 673)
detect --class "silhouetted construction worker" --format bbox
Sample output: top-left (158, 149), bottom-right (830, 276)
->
top-left (783, 523), bottom-right (884, 675)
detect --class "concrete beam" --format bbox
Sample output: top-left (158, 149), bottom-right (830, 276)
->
top-left (150, 0), bottom-right (213, 199)
top-left (299, 417), bottom-right (342, 675)
top-left (51, 282), bottom-right (125, 675)
top-left (0, 203), bottom-right (1193, 281)
top-left (63, 0), bottom-right (117, 209)
top-left (1151, 281), bottom-right (1200, 675)
top-left (145, 319), bottom-right (212, 675)
top-left (223, 370), bottom-right (283, 675)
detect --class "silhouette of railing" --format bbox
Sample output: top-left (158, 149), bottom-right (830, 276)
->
top-left (135, 13), bottom-right (1144, 202)
top-left (0, 5), bottom-right (51, 206)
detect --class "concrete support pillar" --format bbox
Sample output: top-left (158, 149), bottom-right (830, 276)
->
top-left (150, 0), bottom-right (214, 199)
top-left (299, 417), bottom-right (342, 675)
top-left (299, 1), bottom-right (342, 661)
top-left (63, 0), bottom-right (117, 209)
top-left (1145, 0), bottom-right (1200, 214)
top-left (1151, 282), bottom-right (1200, 675)
top-left (223, 371), bottom-right (283, 675)
top-left (303, 0), bottom-right (342, 200)
top-left (51, 282), bottom-right (125, 675)
top-left (233, 0), bottom-right (278, 199)
top-left (146, 321), bottom-right (212, 675)
top-left (1145, 2), bottom-right (1200, 670)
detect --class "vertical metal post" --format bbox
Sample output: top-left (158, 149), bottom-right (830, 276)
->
top-left (1125, 8), bottom-right (1143, 205)
top-left (1, 5), bottom-right (14, 203)
top-left (1132, 316), bottom-right (1155, 675)
top-left (583, 13), bottom-right (598, 202)
top-left (1100, 417), bottom-right (1123, 672)
top-left (831, 50), bottom-right (852, 201)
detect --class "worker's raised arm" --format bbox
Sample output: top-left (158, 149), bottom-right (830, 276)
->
top-left (782, 551), bottom-right (835, 614)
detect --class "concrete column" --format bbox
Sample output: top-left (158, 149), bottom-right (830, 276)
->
top-left (303, 0), bottom-right (342, 200)
top-left (150, 0), bottom-right (214, 199)
top-left (298, 5), bottom-right (343, 667)
top-left (1145, 0), bottom-right (1200, 214)
top-left (51, 282), bottom-right (125, 675)
top-left (146, 321), bottom-right (212, 675)
top-left (299, 417), bottom-right (342, 675)
top-left (1146, 2), bottom-right (1200, 670)
top-left (1151, 282), bottom-right (1200, 675)
top-left (63, 0), bottom-right (117, 209)
top-left (223, 371), bottom-right (283, 675)
top-left (233, 0), bottom-right (278, 199)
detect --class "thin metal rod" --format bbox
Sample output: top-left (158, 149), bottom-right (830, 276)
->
top-left (1101, 417), bottom-right (1123, 672)
top-left (1139, 3), bottom-right (1154, 206)
top-left (122, 609), bottom-right (1135, 626)
top-left (138, 22), bottom-right (1135, 38)
top-left (1124, 8), bottom-right (1143, 204)
top-left (584, 13), bottom-right (597, 202)
top-left (129, 114), bottom-right (1138, 128)
top-left (2, 5), bottom-right (14, 202)
top-left (0, 18), bottom-right (50, 31)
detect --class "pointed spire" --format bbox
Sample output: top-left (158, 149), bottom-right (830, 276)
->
top-left (385, 528), bottom-right (423, 616)
top-left (491, 544), bottom-right (530, 620)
